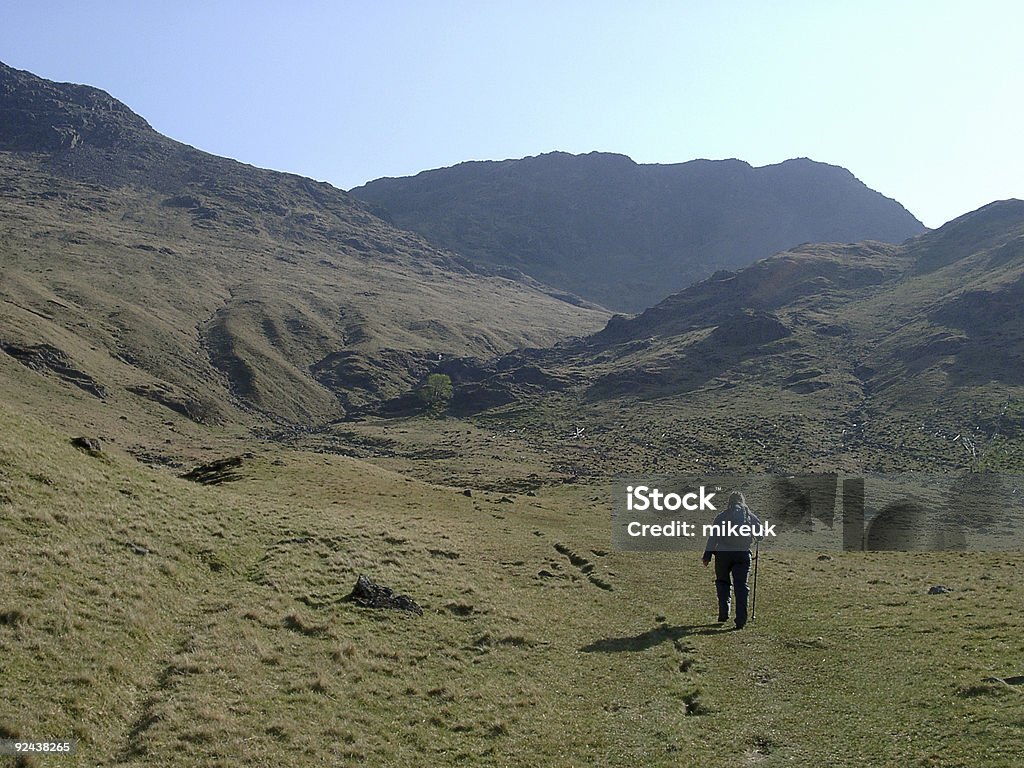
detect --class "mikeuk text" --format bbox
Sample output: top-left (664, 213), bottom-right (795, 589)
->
top-left (625, 520), bottom-right (777, 538)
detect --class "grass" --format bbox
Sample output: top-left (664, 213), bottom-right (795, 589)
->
top-left (2, 404), bottom-right (1023, 766)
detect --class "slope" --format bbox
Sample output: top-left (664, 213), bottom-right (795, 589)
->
top-left (3, 404), bottom-right (1023, 767)
top-left (350, 151), bottom-right (927, 312)
top-left (0, 61), bottom-right (608, 457)
top-left (409, 200), bottom-right (1024, 477)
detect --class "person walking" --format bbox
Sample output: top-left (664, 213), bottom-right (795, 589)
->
top-left (702, 491), bottom-right (763, 629)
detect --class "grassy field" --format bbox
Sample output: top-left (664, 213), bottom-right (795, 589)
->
top-left (2, 404), bottom-right (1022, 767)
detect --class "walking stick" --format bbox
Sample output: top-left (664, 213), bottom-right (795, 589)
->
top-left (751, 541), bottom-right (759, 621)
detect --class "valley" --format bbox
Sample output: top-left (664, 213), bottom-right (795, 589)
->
top-left (1, 61), bottom-right (1022, 767)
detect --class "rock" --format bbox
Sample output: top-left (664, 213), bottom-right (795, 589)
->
top-left (126, 383), bottom-right (210, 423)
top-left (817, 554), bottom-right (833, 561)
top-left (70, 436), bottom-right (102, 455)
top-left (707, 310), bottom-right (791, 347)
top-left (983, 675), bottom-right (1024, 686)
top-left (3, 342), bottom-right (106, 398)
top-left (0, 609), bottom-right (27, 626)
top-left (180, 455), bottom-right (245, 485)
top-left (347, 574), bottom-right (422, 615)
top-left (928, 585), bottom-right (953, 594)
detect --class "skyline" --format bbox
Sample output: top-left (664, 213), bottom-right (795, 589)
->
top-left (2, 1), bottom-right (1022, 228)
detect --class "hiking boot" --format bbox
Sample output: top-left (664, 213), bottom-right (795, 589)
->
top-left (734, 619), bottom-right (746, 630)
top-left (717, 612), bottom-right (729, 622)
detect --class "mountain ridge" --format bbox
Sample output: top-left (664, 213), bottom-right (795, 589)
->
top-left (351, 150), bottom-right (927, 312)
top-left (0, 61), bottom-right (156, 151)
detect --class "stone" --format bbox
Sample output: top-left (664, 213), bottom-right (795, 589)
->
top-left (347, 574), bottom-right (422, 615)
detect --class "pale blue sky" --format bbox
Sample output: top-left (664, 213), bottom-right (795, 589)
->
top-left (2, 1), bottom-right (1021, 228)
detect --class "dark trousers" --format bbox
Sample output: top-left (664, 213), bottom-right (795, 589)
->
top-left (714, 550), bottom-right (751, 623)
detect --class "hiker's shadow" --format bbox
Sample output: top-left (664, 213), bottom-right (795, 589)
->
top-left (580, 623), bottom-right (728, 653)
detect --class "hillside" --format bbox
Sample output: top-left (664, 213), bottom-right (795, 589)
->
top-left (3, 404), bottom-right (1023, 767)
top-left (350, 151), bottom-right (926, 311)
top-left (391, 200), bottom-right (1024, 479)
top-left (0, 61), bottom-right (608, 457)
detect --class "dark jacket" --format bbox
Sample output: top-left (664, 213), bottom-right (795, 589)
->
top-left (702, 503), bottom-right (763, 559)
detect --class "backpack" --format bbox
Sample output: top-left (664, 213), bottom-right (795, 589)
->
top-left (724, 503), bottom-right (755, 550)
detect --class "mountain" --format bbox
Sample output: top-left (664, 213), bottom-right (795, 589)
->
top-left (424, 199), bottom-right (1024, 475)
top-left (2, 60), bottom-right (1017, 477)
top-left (350, 151), bottom-right (927, 312)
top-left (0, 61), bottom-right (608, 454)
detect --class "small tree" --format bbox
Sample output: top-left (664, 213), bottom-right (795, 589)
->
top-left (418, 373), bottom-right (453, 417)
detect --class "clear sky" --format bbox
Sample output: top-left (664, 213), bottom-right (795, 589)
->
top-left (2, 1), bottom-right (1021, 228)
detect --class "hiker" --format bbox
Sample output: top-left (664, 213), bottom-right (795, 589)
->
top-left (702, 491), bottom-right (763, 629)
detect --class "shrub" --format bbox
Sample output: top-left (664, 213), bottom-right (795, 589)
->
top-left (418, 373), bottom-right (453, 417)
